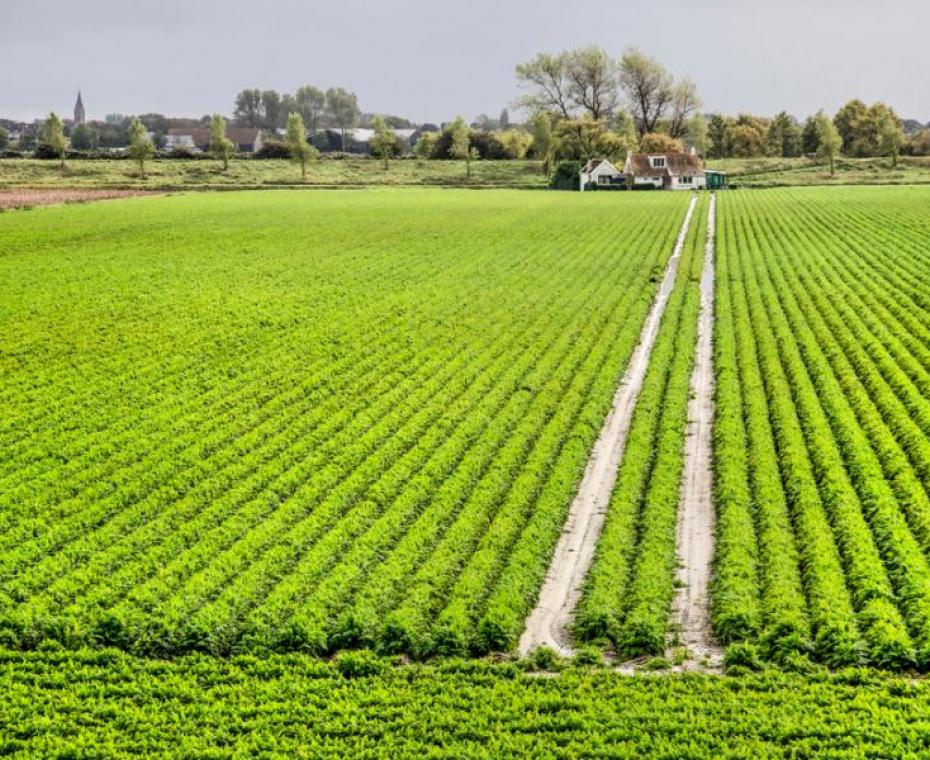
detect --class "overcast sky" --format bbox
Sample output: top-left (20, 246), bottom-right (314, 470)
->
top-left (2, 0), bottom-right (928, 123)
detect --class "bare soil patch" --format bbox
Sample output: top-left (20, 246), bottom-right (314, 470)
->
top-left (0, 189), bottom-right (154, 211)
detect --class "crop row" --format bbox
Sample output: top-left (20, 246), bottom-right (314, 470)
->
top-left (572, 194), bottom-right (708, 656)
top-left (0, 189), bottom-right (691, 656)
top-left (713, 187), bottom-right (930, 669)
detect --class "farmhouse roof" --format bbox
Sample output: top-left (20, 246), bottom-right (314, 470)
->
top-left (167, 127), bottom-right (262, 147)
top-left (627, 152), bottom-right (704, 177)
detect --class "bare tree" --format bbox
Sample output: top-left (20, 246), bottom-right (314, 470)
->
top-left (619, 47), bottom-right (673, 138)
top-left (566, 46), bottom-right (618, 120)
top-left (668, 78), bottom-right (702, 138)
top-left (514, 52), bottom-right (572, 118)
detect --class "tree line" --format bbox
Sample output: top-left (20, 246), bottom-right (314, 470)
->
top-left (6, 46), bottom-right (929, 178)
top-left (513, 46), bottom-right (928, 174)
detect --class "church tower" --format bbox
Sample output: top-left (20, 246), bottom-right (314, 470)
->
top-left (74, 91), bottom-right (86, 125)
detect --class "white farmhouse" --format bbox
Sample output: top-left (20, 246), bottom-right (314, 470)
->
top-left (623, 150), bottom-right (707, 190)
top-left (578, 158), bottom-right (623, 191)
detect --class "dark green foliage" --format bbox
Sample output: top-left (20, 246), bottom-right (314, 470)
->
top-left (549, 160), bottom-right (583, 190)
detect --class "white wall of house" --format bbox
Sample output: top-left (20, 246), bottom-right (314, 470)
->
top-left (579, 160), bottom-right (621, 191)
top-left (164, 134), bottom-right (198, 151)
top-left (671, 175), bottom-right (706, 190)
top-left (633, 175), bottom-right (664, 188)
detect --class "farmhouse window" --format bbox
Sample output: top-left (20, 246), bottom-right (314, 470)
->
top-left (651, 156), bottom-right (666, 168)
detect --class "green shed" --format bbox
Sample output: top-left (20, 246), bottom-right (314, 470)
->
top-left (704, 170), bottom-right (728, 190)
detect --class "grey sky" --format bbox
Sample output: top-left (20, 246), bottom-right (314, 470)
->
top-left (2, 0), bottom-right (928, 123)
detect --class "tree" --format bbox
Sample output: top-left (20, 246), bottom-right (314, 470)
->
top-left (233, 89), bottom-right (263, 127)
top-left (209, 113), bottom-right (235, 171)
top-left (0, 127), bottom-right (8, 151)
top-left (370, 116), bottom-right (398, 170)
top-left (611, 109), bottom-right (638, 147)
top-left (261, 90), bottom-right (283, 130)
top-left (668, 78), bottom-right (702, 138)
top-left (619, 47), bottom-right (673, 138)
top-left (801, 115), bottom-right (820, 154)
top-left (70, 123), bottom-right (95, 150)
top-left (548, 116), bottom-right (630, 164)
top-left (286, 112), bottom-right (317, 179)
top-left (833, 99), bottom-right (901, 157)
top-left (906, 130), bottom-right (930, 156)
top-left (294, 86), bottom-right (326, 133)
top-left (565, 46), bottom-right (618, 120)
top-left (730, 124), bottom-right (764, 157)
top-left (325, 87), bottom-right (360, 151)
top-left (833, 99), bottom-right (869, 155)
top-left (515, 52), bottom-right (573, 118)
top-left (815, 110), bottom-right (842, 175)
top-left (40, 112), bottom-right (68, 168)
top-left (127, 117), bottom-right (154, 177)
top-left (639, 132), bottom-right (684, 153)
top-left (685, 113), bottom-right (709, 161)
top-left (878, 111), bottom-right (904, 168)
top-left (447, 117), bottom-right (473, 177)
top-left (414, 132), bottom-right (436, 166)
top-left (530, 111), bottom-right (553, 164)
top-left (499, 129), bottom-right (532, 159)
top-left (766, 111), bottom-right (802, 157)
top-left (499, 108), bottom-right (510, 129)
top-left (707, 113), bottom-right (731, 158)
top-left (726, 114), bottom-right (770, 157)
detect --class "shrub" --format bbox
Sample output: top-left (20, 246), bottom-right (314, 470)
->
top-left (255, 141), bottom-right (292, 160)
top-left (524, 646), bottom-right (563, 672)
top-left (549, 160), bottom-right (584, 190)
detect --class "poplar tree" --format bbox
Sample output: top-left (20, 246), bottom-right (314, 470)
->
top-left (209, 114), bottom-right (235, 171)
top-left (413, 132), bottom-right (436, 167)
top-left (286, 112), bottom-right (317, 180)
top-left (878, 112), bottom-right (904, 168)
top-left (369, 116), bottom-right (398, 170)
top-left (447, 117), bottom-right (472, 178)
top-left (127, 117), bottom-right (155, 178)
top-left (40, 112), bottom-right (68, 169)
top-left (814, 110), bottom-right (842, 176)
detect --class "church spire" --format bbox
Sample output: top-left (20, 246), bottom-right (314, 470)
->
top-left (74, 90), bottom-right (86, 125)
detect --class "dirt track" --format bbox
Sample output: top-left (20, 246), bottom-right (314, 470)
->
top-left (519, 195), bottom-right (699, 657)
top-left (669, 193), bottom-right (723, 671)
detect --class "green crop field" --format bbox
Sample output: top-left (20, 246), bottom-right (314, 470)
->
top-left (4, 185), bottom-right (930, 756)
top-left (4, 650), bottom-right (930, 758)
top-left (713, 186), bottom-right (930, 670)
top-left (0, 188), bottom-right (690, 658)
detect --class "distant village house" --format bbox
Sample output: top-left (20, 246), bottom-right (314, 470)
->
top-left (165, 127), bottom-right (263, 154)
top-left (309, 127), bottom-right (419, 154)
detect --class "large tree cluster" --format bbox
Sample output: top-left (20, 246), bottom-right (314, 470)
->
top-left (232, 86), bottom-right (361, 135)
top-left (515, 46), bottom-right (706, 173)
